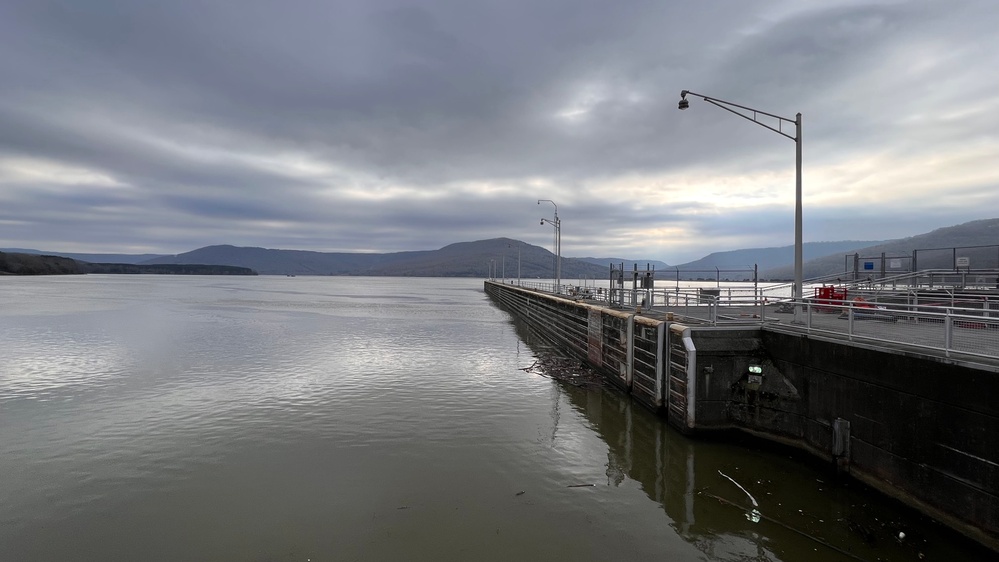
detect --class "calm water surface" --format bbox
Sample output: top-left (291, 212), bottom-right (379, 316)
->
top-left (0, 276), bottom-right (990, 561)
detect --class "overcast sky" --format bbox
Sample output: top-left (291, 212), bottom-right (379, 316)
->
top-left (1, 0), bottom-right (997, 262)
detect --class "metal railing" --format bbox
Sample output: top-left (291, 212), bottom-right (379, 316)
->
top-left (499, 279), bottom-right (999, 363)
top-left (769, 299), bottom-right (999, 363)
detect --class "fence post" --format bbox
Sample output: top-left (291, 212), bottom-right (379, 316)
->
top-left (754, 264), bottom-right (759, 305)
top-left (626, 314), bottom-right (635, 388)
top-left (944, 309), bottom-right (953, 357)
top-left (848, 306), bottom-right (855, 340)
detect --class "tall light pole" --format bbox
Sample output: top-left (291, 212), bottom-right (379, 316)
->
top-left (510, 243), bottom-right (521, 285)
top-left (679, 89), bottom-right (803, 322)
top-left (538, 199), bottom-right (561, 293)
top-left (517, 243), bottom-right (521, 285)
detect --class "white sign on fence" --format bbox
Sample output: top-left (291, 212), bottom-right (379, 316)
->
top-left (956, 256), bottom-right (970, 267)
top-left (889, 259), bottom-right (902, 269)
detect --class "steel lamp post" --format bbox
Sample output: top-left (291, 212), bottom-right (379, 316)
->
top-left (538, 199), bottom-right (561, 293)
top-left (516, 243), bottom-right (521, 285)
top-left (678, 89), bottom-right (803, 322)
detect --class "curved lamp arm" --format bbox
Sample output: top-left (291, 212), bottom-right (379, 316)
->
top-left (679, 88), bottom-right (804, 323)
top-left (680, 90), bottom-right (798, 141)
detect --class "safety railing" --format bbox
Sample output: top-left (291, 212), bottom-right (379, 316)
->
top-left (647, 294), bottom-right (999, 362)
top-left (492, 280), bottom-right (999, 363)
top-left (768, 299), bottom-right (999, 362)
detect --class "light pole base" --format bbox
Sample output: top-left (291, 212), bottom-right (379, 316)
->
top-left (791, 305), bottom-right (805, 325)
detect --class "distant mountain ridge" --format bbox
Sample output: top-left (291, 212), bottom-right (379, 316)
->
top-left (674, 241), bottom-right (883, 271)
top-left (11, 217), bottom-right (997, 278)
top-left (141, 239), bottom-right (611, 278)
top-left (142, 244), bottom-right (402, 275)
top-left (575, 258), bottom-right (671, 271)
top-left (0, 250), bottom-right (257, 276)
top-left (763, 218), bottom-right (999, 279)
top-left (0, 248), bottom-right (166, 264)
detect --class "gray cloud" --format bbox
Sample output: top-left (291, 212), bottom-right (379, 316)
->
top-left (1, 0), bottom-right (997, 262)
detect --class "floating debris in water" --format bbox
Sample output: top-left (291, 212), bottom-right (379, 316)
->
top-left (521, 353), bottom-right (605, 389)
top-left (718, 470), bottom-right (759, 507)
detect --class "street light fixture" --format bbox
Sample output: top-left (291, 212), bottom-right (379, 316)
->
top-left (678, 89), bottom-right (803, 322)
top-left (538, 199), bottom-right (561, 293)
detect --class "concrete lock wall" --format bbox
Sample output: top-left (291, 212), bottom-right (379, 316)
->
top-left (485, 281), bottom-right (999, 548)
top-left (750, 331), bottom-right (999, 546)
top-left (484, 282), bottom-right (664, 408)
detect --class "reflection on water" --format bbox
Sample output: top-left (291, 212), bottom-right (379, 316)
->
top-left (0, 276), bottom-right (991, 561)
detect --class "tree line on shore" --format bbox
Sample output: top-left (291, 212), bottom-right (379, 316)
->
top-left (0, 252), bottom-right (256, 276)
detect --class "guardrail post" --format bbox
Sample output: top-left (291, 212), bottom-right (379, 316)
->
top-left (806, 301), bottom-right (812, 330)
top-left (655, 322), bottom-right (665, 406)
top-left (944, 309), bottom-right (953, 357)
top-left (626, 314), bottom-right (635, 388)
top-left (848, 306), bottom-right (855, 340)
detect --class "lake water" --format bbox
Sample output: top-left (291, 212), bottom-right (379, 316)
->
top-left (0, 275), bottom-right (990, 561)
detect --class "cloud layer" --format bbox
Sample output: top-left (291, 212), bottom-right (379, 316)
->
top-left (2, 0), bottom-right (997, 262)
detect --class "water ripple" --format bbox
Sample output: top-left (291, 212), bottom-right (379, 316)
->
top-left (1, 276), bottom-right (988, 562)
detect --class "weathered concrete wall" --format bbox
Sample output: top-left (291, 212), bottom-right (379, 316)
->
top-left (484, 282), bottom-right (660, 405)
top-left (744, 331), bottom-right (999, 547)
top-left (694, 326), bottom-right (999, 547)
top-left (685, 328), bottom-right (766, 429)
